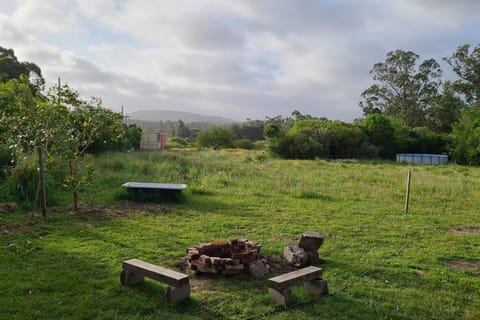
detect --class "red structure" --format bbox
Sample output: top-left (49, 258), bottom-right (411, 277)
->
top-left (159, 132), bottom-right (166, 150)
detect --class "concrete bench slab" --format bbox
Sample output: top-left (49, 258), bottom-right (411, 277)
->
top-left (268, 266), bottom-right (327, 305)
top-left (122, 182), bottom-right (187, 191)
top-left (120, 259), bottom-right (190, 303)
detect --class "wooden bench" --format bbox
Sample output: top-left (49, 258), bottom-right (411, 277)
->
top-left (268, 266), bottom-right (328, 305)
top-left (120, 259), bottom-right (190, 303)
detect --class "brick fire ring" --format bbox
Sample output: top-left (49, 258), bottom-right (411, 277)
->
top-left (186, 239), bottom-right (261, 275)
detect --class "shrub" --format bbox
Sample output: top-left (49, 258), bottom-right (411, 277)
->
top-left (196, 127), bottom-right (235, 150)
top-left (233, 139), bottom-right (255, 150)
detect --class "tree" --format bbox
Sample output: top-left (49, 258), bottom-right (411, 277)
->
top-left (452, 107), bottom-right (480, 165)
top-left (196, 127), bottom-right (234, 150)
top-left (444, 44), bottom-right (480, 106)
top-left (426, 84), bottom-right (465, 133)
top-left (0, 77), bottom-right (67, 216)
top-left (362, 114), bottom-right (395, 158)
top-left (0, 47), bottom-right (44, 93)
top-left (360, 50), bottom-right (442, 127)
top-left (172, 119), bottom-right (191, 138)
top-left (53, 87), bottom-right (125, 210)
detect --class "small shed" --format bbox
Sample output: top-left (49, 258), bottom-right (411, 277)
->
top-left (396, 153), bottom-right (448, 165)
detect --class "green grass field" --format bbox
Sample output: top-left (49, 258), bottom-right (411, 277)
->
top-left (1, 149), bottom-right (479, 319)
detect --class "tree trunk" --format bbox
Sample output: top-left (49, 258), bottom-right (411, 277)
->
top-left (38, 147), bottom-right (47, 218)
top-left (69, 160), bottom-right (80, 211)
top-left (73, 189), bottom-right (79, 211)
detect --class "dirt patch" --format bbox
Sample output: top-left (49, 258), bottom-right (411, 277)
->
top-left (0, 203), bottom-right (17, 213)
top-left (50, 203), bottom-right (172, 217)
top-left (449, 228), bottom-right (480, 235)
top-left (447, 260), bottom-right (480, 274)
top-left (0, 223), bottom-right (26, 237)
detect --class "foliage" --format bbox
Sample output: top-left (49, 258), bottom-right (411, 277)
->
top-left (195, 127), bottom-right (235, 150)
top-left (444, 44), bottom-right (480, 106)
top-left (166, 136), bottom-right (189, 148)
top-left (233, 138), bottom-right (255, 150)
top-left (362, 114), bottom-right (395, 158)
top-left (326, 121), bottom-right (373, 158)
top-left (231, 119), bottom-right (265, 141)
top-left (0, 144), bottom-right (15, 178)
top-left (1, 77), bottom-right (137, 211)
top-left (360, 49), bottom-right (442, 128)
top-left (0, 46), bottom-right (44, 93)
top-left (266, 119), bottom-right (377, 159)
top-left (171, 119), bottom-right (191, 138)
top-left (427, 84), bottom-right (466, 133)
top-left (452, 107), bottom-right (480, 165)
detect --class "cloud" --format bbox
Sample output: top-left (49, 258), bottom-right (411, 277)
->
top-left (1, 1), bottom-right (480, 121)
top-left (12, 0), bottom-right (79, 33)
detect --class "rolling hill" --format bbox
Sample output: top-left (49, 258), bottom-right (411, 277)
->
top-left (127, 110), bottom-right (236, 124)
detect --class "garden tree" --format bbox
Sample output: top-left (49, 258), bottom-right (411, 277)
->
top-left (196, 127), bottom-right (235, 150)
top-left (53, 86), bottom-right (127, 210)
top-left (452, 107), bottom-right (480, 165)
top-left (444, 44), bottom-right (480, 106)
top-left (0, 46), bottom-right (44, 93)
top-left (360, 49), bottom-right (442, 127)
top-left (0, 78), bottom-right (68, 216)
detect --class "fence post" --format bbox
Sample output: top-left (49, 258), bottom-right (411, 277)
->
top-left (404, 170), bottom-right (411, 214)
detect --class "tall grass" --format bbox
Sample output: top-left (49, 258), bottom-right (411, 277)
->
top-left (0, 149), bottom-right (479, 319)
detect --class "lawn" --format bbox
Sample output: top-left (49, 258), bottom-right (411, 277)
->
top-left (0, 149), bottom-right (479, 319)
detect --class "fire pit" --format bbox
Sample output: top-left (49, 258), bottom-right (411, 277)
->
top-left (186, 239), bottom-right (264, 275)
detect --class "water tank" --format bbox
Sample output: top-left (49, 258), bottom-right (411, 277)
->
top-left (396, 153), bottom-right (448, 165)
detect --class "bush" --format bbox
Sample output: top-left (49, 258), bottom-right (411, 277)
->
top-left (233, 139), bottom-right (255, 150)
top-left (452, 107), bottom-right (480, 165)
top-left (166, 136), bottom-right (189, 148)
top-left (196, 127), bottom-right (235, 150)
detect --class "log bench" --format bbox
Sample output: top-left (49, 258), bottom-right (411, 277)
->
top-left (120, 259), bottom-right (190, 303)
top-left (268, 266), bottom-right (328, 305)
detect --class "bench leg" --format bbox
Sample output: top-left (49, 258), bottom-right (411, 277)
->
top-left (268, 287), bottom-right (292, 305)
top-left (120, 269), bottom-right (145, 286)
top-left (304, 278), bottom-right (328, 295)
top-left (166, 285), bottom-right (190, 303)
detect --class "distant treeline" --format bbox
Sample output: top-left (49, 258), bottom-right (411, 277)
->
top-left (166, 44), bottom-right (480, 165)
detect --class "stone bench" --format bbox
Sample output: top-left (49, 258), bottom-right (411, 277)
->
top-left (268, 266), bottom-right (328, 305)
top-left (122, 182), bottom-right (187, 201)
top-left (120, 259), bottom-right (190, 303)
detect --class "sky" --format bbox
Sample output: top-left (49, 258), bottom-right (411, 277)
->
top-left (1, 0), bottom-right (479, 122)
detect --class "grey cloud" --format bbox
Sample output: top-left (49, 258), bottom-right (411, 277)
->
top-left (176, 15), bottom-right (245, 50)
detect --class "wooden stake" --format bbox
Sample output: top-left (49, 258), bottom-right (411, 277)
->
top-left (404, 170), bottom-right (411, 214)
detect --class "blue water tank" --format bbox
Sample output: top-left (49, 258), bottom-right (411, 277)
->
top-left (396, 153), bottom-right (448, 165)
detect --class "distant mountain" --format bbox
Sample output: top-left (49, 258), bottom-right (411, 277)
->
top-left (127, 110), bottom-right (236, 124)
